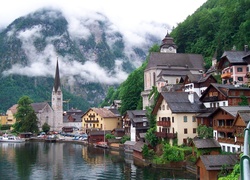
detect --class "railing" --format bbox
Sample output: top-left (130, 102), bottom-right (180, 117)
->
top-left (240, 122), bottom-right (250, 180)
top-left (202, 96), bottom-right (219, 102)
top-left (217, 137), bottom-right (235, 144)
top-left (216, 126), bottom-right (234, 133)
top-left (157, 121), bottom-right (171, 127)
top-left (155, 132), bottom-right (177, 139)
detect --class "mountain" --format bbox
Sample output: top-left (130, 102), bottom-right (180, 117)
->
top-left (100, 0), bottom-right (250, 114)
top-left (0, 8), bottom-right (161, 113)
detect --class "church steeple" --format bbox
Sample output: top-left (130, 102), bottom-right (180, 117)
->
top-left (51, 58), bottom-right (63, 131)
top-left (160, 32), bottom-right (177, 53)
top-left (53, 58), bottom-right (61, 92)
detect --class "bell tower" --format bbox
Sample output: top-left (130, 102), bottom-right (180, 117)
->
top-left (51, 58), bottom-right (63, 131)
top-left (160, 32), bottom-right (178, 53)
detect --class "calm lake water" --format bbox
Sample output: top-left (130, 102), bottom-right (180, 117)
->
top-left (0, 141), bottom-right (196, 180)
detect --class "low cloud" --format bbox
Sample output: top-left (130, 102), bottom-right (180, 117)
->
top-left (2, 21), bottom-right (129, 85)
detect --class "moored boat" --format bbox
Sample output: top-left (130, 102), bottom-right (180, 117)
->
top-left (95, 141), bottom-right (109, 149)
top-left (0, 134), bottom-right (25, 143)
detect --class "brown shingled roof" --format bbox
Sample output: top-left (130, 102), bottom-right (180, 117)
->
top-left (193, 138), bottom-right (221, 149)
top-left (91, 108), bottom-right (117, 118)
top-left (199, 154), bottom-right (238, 171)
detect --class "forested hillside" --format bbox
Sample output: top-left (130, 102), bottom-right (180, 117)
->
top-left (171, 0), bottom-right (250, 69)
top-left (102, 0), bottom-right (250, 114)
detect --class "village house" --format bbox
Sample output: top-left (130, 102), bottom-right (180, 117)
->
top-left (88, 130), bottom-right (111, 144)
top-left (123, 110), bottom-right (149, 142)
top-left (0, 113), bottom-right (8, 125)
top-left (192, 138), bottom-right (221, 156)
top-left (217, 46), bottom-right (250, 86)
top-left (62, 108), bottom-right (83, 132)
top-left (6, 104), bottom-right (18, 125)
top-left (183, 73), bottom-right (217, 97)
top-left (233, 110), bottom-right (250, 146)
top-left (141, 33), bottom-right (205, 109)
top-left (82, 108), bottom-right (122, 134)
top-left (196, 154), bottom-right (239, 180)
top-left (152, 91), bottom-right (207, 145)
top-left (199, 83), bottom-right (250, 109)
top-left (209, 106), bottom-right (250, 153)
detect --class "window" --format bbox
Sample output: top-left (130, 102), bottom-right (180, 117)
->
top-left (237, 67), bottom-right (243, 72)
top-left (184, 128), bottom-right (188, 134)
top-left (193, 128), bottom-right (196, 134)
top-left (184, 116), bottom-right (187, 122)
top-left (172, 117), bottom-right (174, 123)
top-left (192, 116), bottom-right (196, 122)
top-left (238, 77), bottom-right (243, 81)
top-left (162, 105), bottom-right (165, 110)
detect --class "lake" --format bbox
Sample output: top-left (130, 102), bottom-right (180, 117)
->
top-left (0, 141), bottom-right (196, 180)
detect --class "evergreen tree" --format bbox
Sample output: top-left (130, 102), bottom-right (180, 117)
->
top-left (13, 96), bottom-right (39, 133)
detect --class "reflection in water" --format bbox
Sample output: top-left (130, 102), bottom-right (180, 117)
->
top-left (0, 142), bottom-right (196, 180)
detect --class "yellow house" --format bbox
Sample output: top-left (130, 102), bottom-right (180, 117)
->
top-left (82, 108), bottom-right (122, 133)
top-left (0, 114), bottom-right (8, 125)
top-left (152, 92), bottom-right (207, 146)
top-left (6, 104), bottom-right (18, 125)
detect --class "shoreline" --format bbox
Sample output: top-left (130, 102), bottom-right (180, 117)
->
top-left (27, 136), bottom-right (197, 175)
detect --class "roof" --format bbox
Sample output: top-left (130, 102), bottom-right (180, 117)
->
top-left (200, 83), bottom-right (250, 100)
top-left (214, 106), bottom-right (250, 117)
top-left (237, 110), bottom-right (250, 123)
top-left (124, 141), bottom-right (137, 146)
top-left (146, 52), bottom-right (204, 71)
top-left (31, 102), bottom-right (49, 113)
top-left (185, 73), bottom-right (216, 84)
top-left (89, 130), bottom-right (111, 136)
top-left (160, 92), bottom-right (206, 113)
top-left (199, 154), bottom-right (238, 171)
top-left (126, 110), bottom-right (148, 124)
top-left (133, 141), bottom-right (146, 152)
top-left (8, 103), bottom-right (49, 114)
top-left (83, 108), bottom-right (117, 118)
top-left (8, 104), bottom-right (18, 114)
top-left (221, 51), bottom-right (249, 64)
top-left (193, 138), bottom-right (221, 149)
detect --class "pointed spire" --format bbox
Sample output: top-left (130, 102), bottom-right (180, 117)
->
top-left (53, 57), bottom-right (61, 92)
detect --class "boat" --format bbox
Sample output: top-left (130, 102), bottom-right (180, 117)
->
top-left (0, 134), bottom-right (25, 143)
top-left (44, 135), bottom-right (57, 143)
top-left (95, 141), bottom-right (109, 149)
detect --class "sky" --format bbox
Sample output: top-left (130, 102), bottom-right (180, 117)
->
top-left (1, 0), bottom-right (207, 85)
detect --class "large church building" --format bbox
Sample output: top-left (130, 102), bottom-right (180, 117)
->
top-left (141, 33), bottom-right (205, 109)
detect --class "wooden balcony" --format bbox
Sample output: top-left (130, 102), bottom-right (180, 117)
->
top-left (214, 126), bottom-right (234, 133)
top-left (202, 96), bottom-right (219, 102)
top-left (84, 119), bottom-right (99, 123)
top-left (218, 137), bottom-right (235, 144)
top-left (156, 132), bottom-right (177, 139)
top-left (157, 121), bottom-right (171, 127)
top-left (221, 72), bottom-right (231, 79)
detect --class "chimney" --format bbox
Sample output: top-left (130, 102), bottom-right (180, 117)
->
top-left (188, 91), bottom-right (194, 104)
top-left (244, 45), bottom-right (248, 52)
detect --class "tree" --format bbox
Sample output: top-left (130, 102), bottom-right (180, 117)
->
top-left (238, 95), bottom-right (248, 106)
top-left (42, 122), bottom-right (50, 133)
top-left (13, 96), bottom-right (39, 133)
top-left (197, 125), bottom-right (213, 139)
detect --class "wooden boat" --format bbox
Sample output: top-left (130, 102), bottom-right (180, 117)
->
top-left (0, 134), bottom-right (25, 143)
